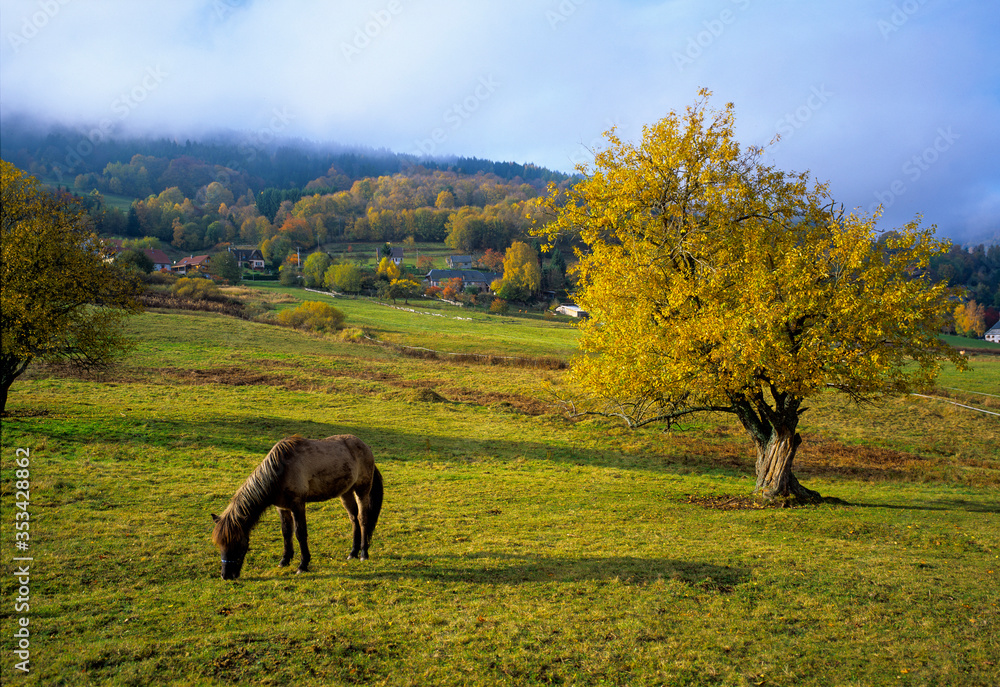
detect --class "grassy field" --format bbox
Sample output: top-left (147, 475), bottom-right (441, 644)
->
top-left (1, 292), bottom-right (998, 686)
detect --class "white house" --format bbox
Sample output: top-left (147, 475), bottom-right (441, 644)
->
top-left (376, 246), bottom-right (404, 266)
top-left (144, 248), bottom-right (172, 271)
top-left (986, 321), bottom-right (1000, 343)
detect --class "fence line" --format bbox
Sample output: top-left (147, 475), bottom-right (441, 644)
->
top-left (910, 394), bottom-right (1000, 417)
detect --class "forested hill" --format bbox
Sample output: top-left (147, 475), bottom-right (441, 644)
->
top-left (0, 120), bottom-right (571, 195)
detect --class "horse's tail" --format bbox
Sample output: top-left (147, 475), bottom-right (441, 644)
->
top-left (367, 465), bottom-right (384, 537)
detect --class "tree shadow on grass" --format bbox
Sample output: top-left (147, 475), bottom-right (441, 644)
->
top-left (310, 553), bottom-right (750, 592)
top-left (847, 499), bottom-right (1000, 514)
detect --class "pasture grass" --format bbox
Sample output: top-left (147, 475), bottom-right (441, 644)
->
top-left (1, 307), bottom-right (998, 686)
top-left (259, 282), bottom-right (581, 359)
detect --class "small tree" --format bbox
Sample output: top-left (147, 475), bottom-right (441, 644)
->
top-left (324, 263), bottom-right (362, 293)
top-left (496, 241), bottom-right (541, 302)
top-left (377, 256), bottom-right (402, 281)
top-left (416, 254), bottom-right (435, 272)
top-left (302, 251), bottom-right (332, 289)
top-left (953, 300), bottom-right (987, 337)
top-left (534, 92), bottom-right (965, 503)
top-left (116, 248), bottom-right (155, 274)
top-left (210, 250), bottom-right (242, 284)
top-left (278, 257), bottom-right (301, 286)
top-left (387, 278), bottom-right (422, 304)
top-left (1, 161), bottom-right (144, 414)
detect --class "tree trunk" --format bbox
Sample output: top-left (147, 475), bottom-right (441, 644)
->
top-left (753, 427), bottom-right (822, 504)
top-left (0, 354), bottom-right (32, 416)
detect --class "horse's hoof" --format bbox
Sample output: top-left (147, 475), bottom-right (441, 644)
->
top-left (278, 560), bottom-right (290, 567)
top-left (296, 568), bottom-right (308, 574)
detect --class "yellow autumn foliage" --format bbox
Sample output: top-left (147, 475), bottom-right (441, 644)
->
top-left (532, 92), bottom-right (965, 500)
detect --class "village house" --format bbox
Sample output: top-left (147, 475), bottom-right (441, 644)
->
top-left (144, 248), bottom-right (172, 271)
top-left (228, 246), bottom-right (266, 270)
top-left (425, 269), bottom-right (502, 292)
top-left (172, 255), bottom-right (211, 274)
top-left (446, 255), bottom-right (474, 269)
top-left (376, 246), bottom-right (404, 266)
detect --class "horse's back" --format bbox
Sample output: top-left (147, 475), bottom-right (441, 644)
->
top-left (276, 435), bottom-right (375, 504)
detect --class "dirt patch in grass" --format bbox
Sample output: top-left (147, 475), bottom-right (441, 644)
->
top-left (50, 357), bottom-right (554, 415)
top-left (796, 437), bottom-right (930, 480)
top-left (441, 387), bottom-right (552, 416)
top-left (664, 431), bottom-right (982, 485)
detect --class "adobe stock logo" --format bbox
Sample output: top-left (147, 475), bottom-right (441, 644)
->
top-left (673, 0), bottom-right (751, 72)
top-left (412, 75), bottom-right (500, 157)
top-left (60, 65), bottom-right (169, 175)
top-left (869, 126), bottom-right (959, 213)
top-left (546, 0), bottom-right (587, 30)
top-left (773, 85), bottom-right (833, 143)
top-left (877, 0), bottom-right (929, 40)
top-left (6, 0), bottom-right (72, 53)
top-left (341, 1), bottom-right (403, 63)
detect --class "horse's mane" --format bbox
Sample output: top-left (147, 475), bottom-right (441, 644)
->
top-left (212, 435), bottom-right (307, 547)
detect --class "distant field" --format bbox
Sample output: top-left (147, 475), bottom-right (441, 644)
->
top-left (1, 302), bottom-right (997, 686)
top-left (257, 282), bottom-right (581, 359)
top-left (40, 179), bottom-right (138, 212)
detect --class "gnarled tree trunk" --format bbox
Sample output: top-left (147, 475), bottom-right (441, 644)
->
top-left (752, 427), bottom-right (821, 504)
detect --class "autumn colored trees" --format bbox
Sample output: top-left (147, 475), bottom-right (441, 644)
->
top-left (535, 92), bottom-right (964, 503)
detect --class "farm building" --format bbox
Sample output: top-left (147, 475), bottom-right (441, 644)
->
top-left (446, 255), bottom-right (474, 269)
top-left (556, 304), bottom-right (589, 318)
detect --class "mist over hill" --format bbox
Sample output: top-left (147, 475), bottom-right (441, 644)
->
top-left (0, 118), bottom-right (572, 193)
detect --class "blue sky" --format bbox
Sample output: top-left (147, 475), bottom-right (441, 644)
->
top-left (1, 0), bottom-right (997, 243)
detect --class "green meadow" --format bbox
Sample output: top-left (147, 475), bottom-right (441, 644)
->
top-left (1, 289), bottom-right (998, 686)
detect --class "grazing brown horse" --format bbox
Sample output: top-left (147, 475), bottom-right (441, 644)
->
top-left (211, 435), bottom-right (383, 580)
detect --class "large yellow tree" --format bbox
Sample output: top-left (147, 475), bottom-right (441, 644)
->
top-left (1, 161), bottom-right (144, 414)
top-left (534, 93), bottom-right (964, 503)
top-left (495, 240), bottom-right (541, 302)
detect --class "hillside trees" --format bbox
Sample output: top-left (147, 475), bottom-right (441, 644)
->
top-left (534, 92), bottom-right (965, 503)
top-left (1, 161), bottom-right (144, 414)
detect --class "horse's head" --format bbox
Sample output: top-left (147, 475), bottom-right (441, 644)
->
top-left (211, 513), bottom-right (249, 580)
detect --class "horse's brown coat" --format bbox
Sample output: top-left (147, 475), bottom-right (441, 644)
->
top-left (211, 434), bottom-right (383, 579)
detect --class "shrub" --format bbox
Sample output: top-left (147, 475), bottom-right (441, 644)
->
top-left (276, 301), bottom-right (346, 333)
top-left (490, 298), bottom-right (509, 314)
top-left (171, 277), bottom-right (221, 301)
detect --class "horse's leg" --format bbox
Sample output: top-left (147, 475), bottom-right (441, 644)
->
top-left (340, 493), bottom-right (362, 559)
top-left (278, 508), bottom-right (294, 567)
top-left (356, 491), bottom-right (373, 560)
top-left (291, 504), bottom-right (310, 573)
